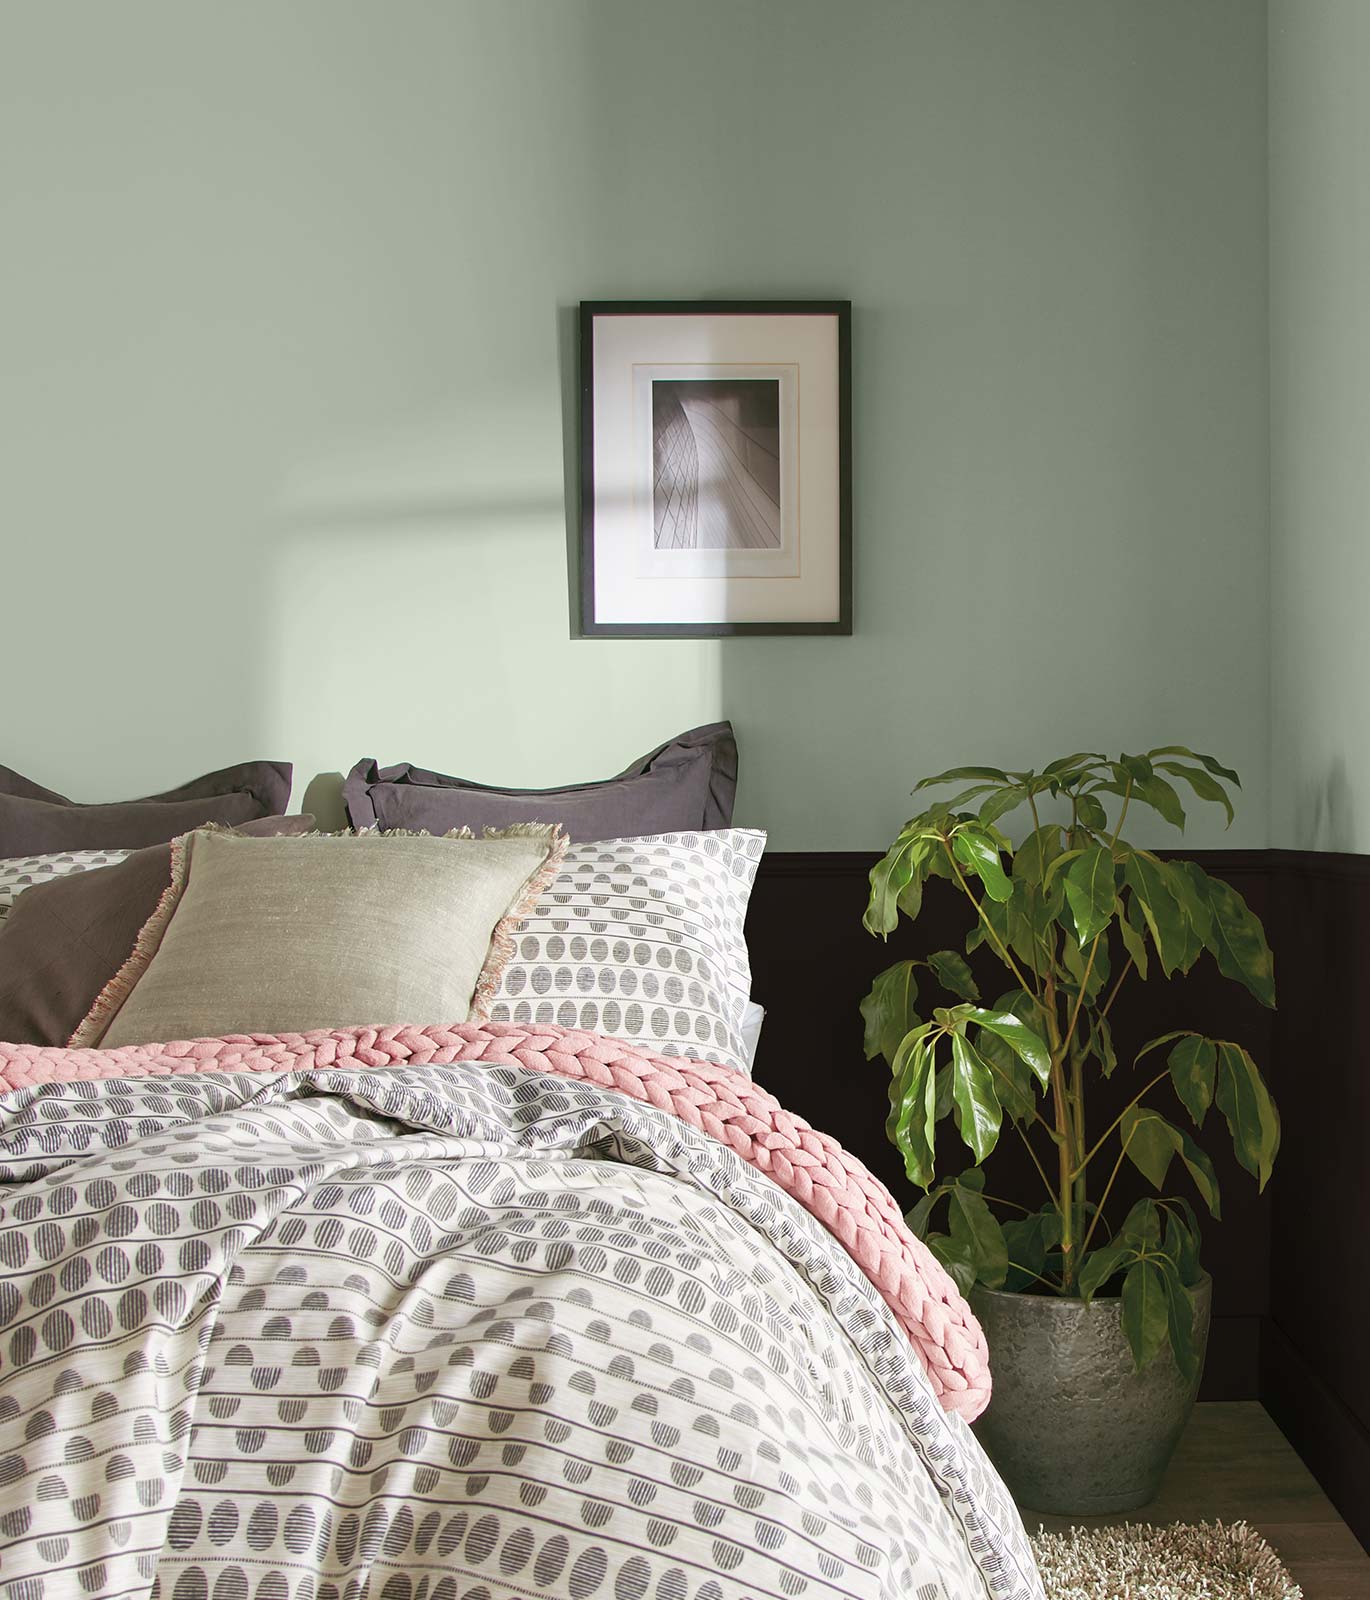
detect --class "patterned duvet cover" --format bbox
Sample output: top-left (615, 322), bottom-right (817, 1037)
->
top-left (0, 1044), bottom-right (1043, 1600)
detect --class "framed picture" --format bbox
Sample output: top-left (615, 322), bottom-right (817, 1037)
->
top-left (576, 300), bottom-right (851, 637)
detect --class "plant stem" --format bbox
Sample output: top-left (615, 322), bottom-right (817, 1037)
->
top-left (1098, 956), bottom-right (1135, 1022)
top-left (1024, 793), bottom-right (1043, 992)
top-left (1061, 934), bottom-right (1100, 1062)
top-left (1051, 775), bottom-right (1135, 1288)
top-left (1071, 1068), bottom-right (1169, 1180)
top-left (1008, 1262), bottom-right (1063, 1291)
top-left (1051, 1054), bottom-right (1076, 1289)
top-left (1014, 1121), bottom-right (1059, 1206)
top-left (1069, 1043), bottom-right (1087, 1219)
top-left (1077, 1128), bottom-right (1137, 1261)
top-left (980, 1052), bottom-right (1059, 1141)
top-left (1110, 777), bottom-right (1134, 849)
top-left (940, 839), bottom-right (1036, 994)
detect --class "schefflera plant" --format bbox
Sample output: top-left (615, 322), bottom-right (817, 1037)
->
top-left (861, 748), bottom-right (1278, 1378)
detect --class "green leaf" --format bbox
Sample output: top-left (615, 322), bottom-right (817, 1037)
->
top-left (933, 1002), bottom-right (977, 1027)
top-left (1118, 900), bottom-right (1151, 980)
top-left (1202, 875), bottom-right (1277, 1009)
top-left (1119, 753), bottom-right (1155, 783)
top-left (1002, 1223), bottom-right (1043, 1292)
top-left (1162, 1201), bottom-right (1203, 1285)
top-left (886, 1032), bottom-right (938, 1188)
top-left (905, 1188), bottom-right (939, 1239)
top-left (1159, 1258), bottom-right (1200, 1383)
top-left (934, 1062), bottom-right (955, 1119)
top-left (949, 1033), bottom-right (1002, 1164)
top-left (926, 1233), bottom-right (977, 1297)
top-left (1121, 1106), bottom-right (1177, 1190)
top-left (927, 949), bottom-right (980, 1002)
top-left (916, 766), bottom-right (1011, 791)
top-left (1122, 1108), bottom-right (1222, 1217)
top-left (1121, 1260), bottom-right (1169, 1371)
top-left (1078, 1239), bottom-right (1134, 1301)
top-left (1075, 792), bottom-right (1109, 832)
top-left (1168, 1035), bottom-right (1216, 1127)
top-left (972, 1009), bottom-right (1051, 1085)
top-left (860, 961), bottom-right (922, 1066)
top-left (1122, 852), bottom-right (1188, 975)
top-left (895, 875), bottom-right (924, 924)
top-left (973, 908), bottom-right (1017, 975)
top-left (1135, 1029), bottom-right (1192, 1063)
top-left (1168, 859), bottom-right (1216, 969)
top-left (1132, 773), bottom-right (1186, 831)
top-left (1087, 1015), bottom-right (1117, 1077)
top-left (1002, 1211), bottom-right (1059, 1291)
top-left (952, 828), bottom-right (1013, 903)
top-left (947, 1181), bottom-right (1008, 1289)
top-left (1044, 751), bottom-right (1106, 777)
top-left (978, 787), bottom-right (1025, 826)
top-left (1215, 1041), bottom-right (1280, 1190)
top-left (1148, 746), bottom-right (1241, 787)
top-left (864, 828), bottom-right (932, 937)
top-left (1059, 929), bottom-right (1110, 1000)
top-left (1042, 845), bottom-right (1085, 890)
top-left (1174, 1134), bottom-right (1222, 1220)
top-left (1156, 761), bottom-right (1235, 827)
top-left (1013, 824), bottom-right (1065, 888)
top-left (990, 988), bottom-right (1043, 1025)
top-left (973, 1036), bottom-right (1037, 1125)
top-left (924, 842), bottom-right (957, 882)
top-left (939, 784), bottom-right (1004, 811)
top-left (1064, 845), bottom-right (1117, 945)
top-left (1119, 1196), bottom-right (1163, 1247)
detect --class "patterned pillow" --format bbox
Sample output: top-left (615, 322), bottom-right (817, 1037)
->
top-left (0, 850), bottom-right (131, 924)
top-left (487, 829), bottom-right (765, 1075)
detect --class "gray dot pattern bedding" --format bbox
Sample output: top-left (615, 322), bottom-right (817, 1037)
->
top-left (0, 1060), bottom-right (1041, 1600)
top-left (486, 829), bottom-right (764, 1077)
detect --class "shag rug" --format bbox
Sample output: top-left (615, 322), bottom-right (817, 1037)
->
top-left (1030, 1520), bottom-right (1303, 1599)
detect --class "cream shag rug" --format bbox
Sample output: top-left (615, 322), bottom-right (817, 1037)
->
top-left (1030, 1520), bottom-right (1303, 1599)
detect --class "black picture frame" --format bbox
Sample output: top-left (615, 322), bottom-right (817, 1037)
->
top-left (575, 299), bottom-right (852, 638)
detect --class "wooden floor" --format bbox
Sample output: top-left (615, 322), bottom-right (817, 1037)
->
top-left (1033, 1403), bottom-right (1369, 1598)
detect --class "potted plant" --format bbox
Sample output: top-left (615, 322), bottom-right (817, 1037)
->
top-left (861, 748), bottom-right (1278, 1514)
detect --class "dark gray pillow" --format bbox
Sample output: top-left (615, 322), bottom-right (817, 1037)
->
top-left (0, 814), bottom-right (314, 1047)
top-left (343, 723), bottom-right (736, 842)
top-left (0, 761), bottom-right (292, 855)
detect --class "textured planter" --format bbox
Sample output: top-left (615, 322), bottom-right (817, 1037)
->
top-left (970, 1274), bottom-right (1211, 1515)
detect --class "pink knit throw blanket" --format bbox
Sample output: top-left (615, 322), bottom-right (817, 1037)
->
top-left (0, 1020), bottom-right (992, 1419)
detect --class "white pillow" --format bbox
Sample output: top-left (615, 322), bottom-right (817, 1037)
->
top-left (739, 999), bottom-right (766, 1072)
top-left (487, 829), bottom-right (764, 1075)
top-left (0, 849), bottom-right (131, 924)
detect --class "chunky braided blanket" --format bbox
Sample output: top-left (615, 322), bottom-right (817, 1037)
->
top-left (0, 1019), bottom-right (991, 1418)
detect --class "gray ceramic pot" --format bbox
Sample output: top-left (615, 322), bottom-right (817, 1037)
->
top-left (969, 1274), bottom-right (1211, 1515)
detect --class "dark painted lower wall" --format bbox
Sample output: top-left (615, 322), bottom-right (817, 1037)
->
top-left (1264, 851), bottom-right (1370, 1551)
top-left (744, 847), bottom-right (1366, 1547)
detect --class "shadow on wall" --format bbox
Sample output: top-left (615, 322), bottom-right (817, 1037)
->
top-left (257, 298), bottom-right (724, 821)
top-left (301, 774), bottom-right (347, 831)
top-left (232, 0), bottom-right (1266, 855)
top-left (1295, 758), bottom-right (1357, 853)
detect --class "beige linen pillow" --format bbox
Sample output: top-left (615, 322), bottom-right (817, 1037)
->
top-left (74, 826), bottom-right (565, 1048)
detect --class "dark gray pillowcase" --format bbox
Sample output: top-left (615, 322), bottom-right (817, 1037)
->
top-left (0, 814), bottom-right (314, 1047)
top-left (0, 761), bottom-right (293, 855)
top-left (342, 723), bottom-right (736, 842)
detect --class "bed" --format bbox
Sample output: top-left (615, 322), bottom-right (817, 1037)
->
top-left (0, 747), bottom-right (1044, 1600)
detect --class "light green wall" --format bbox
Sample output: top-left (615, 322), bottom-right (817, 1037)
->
top-left (1, 0), bottom-right (1269, 849)
top-left (1269, 1), bottom-right (1370, 851)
